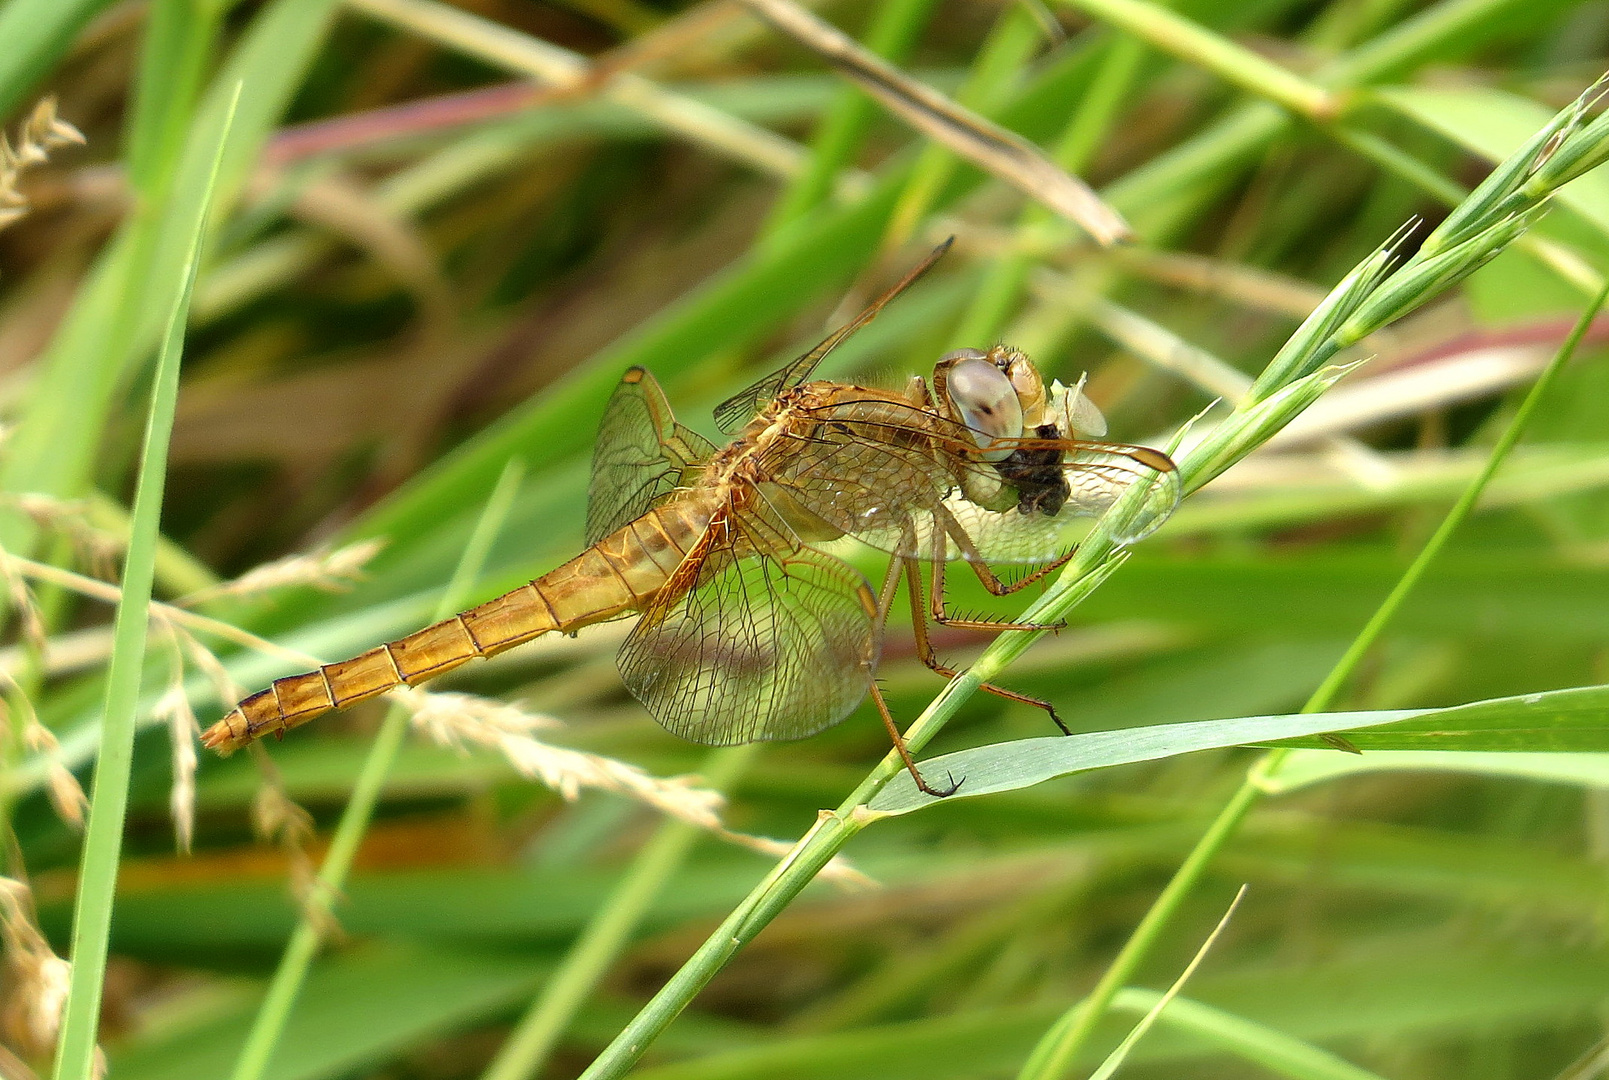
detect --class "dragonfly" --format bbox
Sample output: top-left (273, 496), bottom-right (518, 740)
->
top-left (202, 241), bottom-right (1180, 796)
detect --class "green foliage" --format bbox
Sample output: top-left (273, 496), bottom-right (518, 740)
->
top-left (2, 1), bottom-right (1609, 1079)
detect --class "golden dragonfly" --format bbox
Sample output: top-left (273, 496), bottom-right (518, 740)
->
top-left (203, 241), bottom-right (1180, 795)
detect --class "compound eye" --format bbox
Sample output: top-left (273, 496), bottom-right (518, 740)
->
top-left (937, 348), bottom-right (989, 365)
top-left (945, 357), bottom-right (1023, 459)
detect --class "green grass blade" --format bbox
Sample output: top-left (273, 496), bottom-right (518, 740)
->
top-left (867, 713), bottom-right (1404, 815)
top-left (869, 683), bottom-right (1609, 814)
top-left (0, 0), bottom-right (114, 117)
top-left (1107, 990), bottom-right (1388, 1080)
top-left (0, 0), bottom-right (341, 555)
top-left (1265, 750), bottom-right (1609, 794)
top-left (49, 83), bottom-right (239, 1080)
top-left (1057, 0), bottom-right (1333, 119)
top-left (228, 458), bottom-right (526, 1080)
top-left (762, 0), bottom-right (938, 235)
top-left (1077, 888), bottom-right (1244, 1080)
top-left (125, 0), bottom-right (226, 196)
top-left (1028, 196), bottom-right (1609, 1078)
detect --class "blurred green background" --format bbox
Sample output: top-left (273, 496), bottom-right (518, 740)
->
top-left (2, 0), bottom-right (1609, 1077)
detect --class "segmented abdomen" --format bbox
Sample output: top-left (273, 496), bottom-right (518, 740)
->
top-left (201, 499), bottom-right (714, 752)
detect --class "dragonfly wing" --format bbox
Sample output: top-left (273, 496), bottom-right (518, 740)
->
top-left (940, 449), bottom-right (1181, 562)
top-left (618, 514), bottom-right (880, 745)
top-left (712, 239), bottom-right (953, 435)
top-left (757, 418), bottom-right (952, 558)
top-left (586, 367), bottom-right (716, 545)
top-left (763, 405), bottom-right (1179, 564)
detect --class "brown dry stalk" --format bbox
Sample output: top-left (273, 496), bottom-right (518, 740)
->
top-left (738, 0), bottom-right (1132, 245)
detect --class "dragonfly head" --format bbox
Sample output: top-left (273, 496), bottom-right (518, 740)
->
top-left (934, 347), bottom-right (1022, 461)
top-left (935, 345), bottom-right (1106, 458)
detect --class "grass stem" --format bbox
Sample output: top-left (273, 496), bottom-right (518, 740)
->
top-left (1022, 275), bottom-right (1609, 1076)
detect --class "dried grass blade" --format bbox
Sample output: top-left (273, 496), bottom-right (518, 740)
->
top-left (739, 0), bottom-right (1132, 245)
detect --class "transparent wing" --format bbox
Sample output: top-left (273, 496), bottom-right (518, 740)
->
top-left (586, 367), bottom-right (715, 545)
top-left (760, 401), bottom-right (1179, 565)
top-left (618, 512), bottom-right (880, 745)
top-left (942, 450), bottom-right (1182, 562)
top-left (712, 238), bottom-right (953, 435)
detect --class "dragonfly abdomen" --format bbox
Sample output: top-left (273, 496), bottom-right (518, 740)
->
top-left (202, 499), bottom-right (715, 753)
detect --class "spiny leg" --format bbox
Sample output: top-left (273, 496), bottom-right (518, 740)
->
top-left (924, 515), bottom-right (1069, 633)
top-left (867, 678), bottom-right (959, 798)
top-left (905, 558), bottom-right (1071, 735)
top-left (936, 502), bottom-right (1078, 598)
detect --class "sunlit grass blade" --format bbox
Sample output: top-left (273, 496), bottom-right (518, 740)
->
top-left (1076, 885), bottom-right (1244, 1080)
top-left (868, 683), bottom-right (1609, 815)
top-left (1054, 0), bottom-right (1335, 120)
top-left (1105, 990), bottom-right (1389, 1080)
top-left (50, 82), bottom-right (239, 1080)
top-left (227, 457), bottom-right (525, 1080)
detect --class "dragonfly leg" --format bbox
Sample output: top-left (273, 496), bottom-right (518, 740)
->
top-left (868, 678), bottom-right (960, 798)
top-left (906, 559), bottom-right (1070, 735)
top-left (928, 501), bottom-right (1075, 620)
top-left (968, 549), bottom-right (1076, 597)
top-left (926, 546), bottom-right (1066, 633)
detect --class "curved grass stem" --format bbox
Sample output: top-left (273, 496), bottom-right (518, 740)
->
top-left (1020, 277), bottom-right (1609, 1078)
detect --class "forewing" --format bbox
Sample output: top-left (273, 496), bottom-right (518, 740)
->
top-left (587, 367), bottom-right (716, 545)
top-left (757, 415), bottom-right (953, 558)
top-left (762, 403), bottom-right (1179, 565)
top-left (712, 238), bottom-right (953, 435)
top-left (942, 450), bottom-right (1181, 564)
top-left (618, 516), bottom-right (880, 745)
top-left (946, 443), bottom-right (1181, 563)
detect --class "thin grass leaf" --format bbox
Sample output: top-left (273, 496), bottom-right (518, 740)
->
top-left (869, 683), bottom-right (1609, 815)
top-left (1055, 0), bottom-right (1336, 119)
top-left (50, 82), bottom-right (239, 1080)
top-left (740, 0), bottom-right (1132, 244)
top-left (1106, 990), bottom-right (1389, 1080)
top-left (1262, 750), bottom-right (1609, 795)
top-left (1077, 886), bottom-right (1245, 1080)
